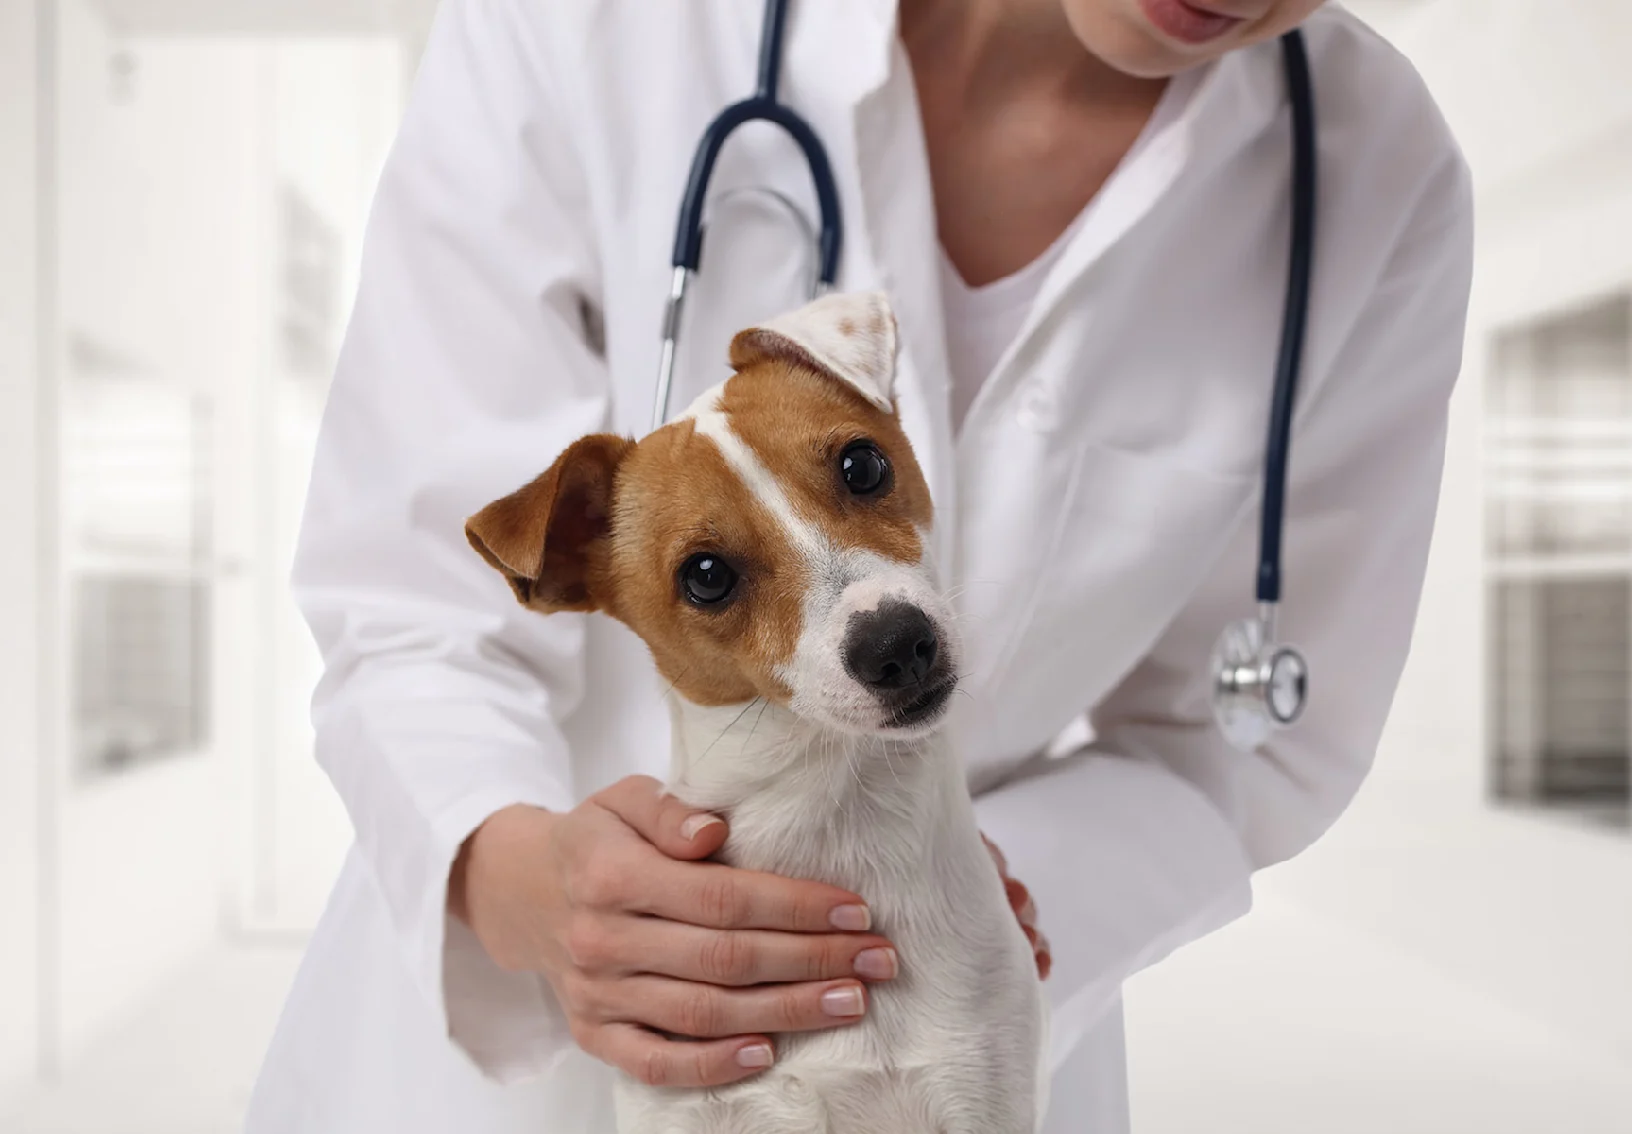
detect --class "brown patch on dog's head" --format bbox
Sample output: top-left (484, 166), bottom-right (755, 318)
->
top-left (715, 362), bottom-right (931, 566)
top-left (601, 420), bottom-right (804, 706)
top-left (468, 291), bottom-right (956, 734)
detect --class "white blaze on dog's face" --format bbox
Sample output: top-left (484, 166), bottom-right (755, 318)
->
top-left (465, 291), bottom-right (959, 739)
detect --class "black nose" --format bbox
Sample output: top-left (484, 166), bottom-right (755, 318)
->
top-left (843, 601), bottom-right (940, 690)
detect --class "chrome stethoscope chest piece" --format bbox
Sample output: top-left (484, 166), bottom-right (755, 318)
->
top-left (1210, 609), bottom-right (1309, 752)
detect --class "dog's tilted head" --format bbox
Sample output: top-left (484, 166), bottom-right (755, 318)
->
top-left (466, 291), bottom-right (959, 739)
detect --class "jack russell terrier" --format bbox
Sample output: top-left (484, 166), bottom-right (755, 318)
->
top-left (466, 291), bottom-right (1049, 1133)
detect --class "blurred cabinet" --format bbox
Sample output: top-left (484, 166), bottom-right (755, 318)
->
top-left (61, 342), bottom-right (213, 783)
top-left (1486, 293), bottom-right (1632, 823)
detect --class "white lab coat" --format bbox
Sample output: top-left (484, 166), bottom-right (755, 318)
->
top-left (245, 1), bottom-right (1473, 1130)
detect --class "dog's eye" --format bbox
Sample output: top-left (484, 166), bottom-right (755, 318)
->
top-left (840, 442), bottom-right (890, 496)
top-left (680, 554), bottom-right (737, 606)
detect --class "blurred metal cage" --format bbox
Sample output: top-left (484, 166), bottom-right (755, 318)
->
top-left (61, 344), bottom-right (214, 783)
top-left (1487, 293), bottom-right (1632, 821)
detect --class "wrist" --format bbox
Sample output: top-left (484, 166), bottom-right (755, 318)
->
top-left (448, 803), bottom-right (556, 923)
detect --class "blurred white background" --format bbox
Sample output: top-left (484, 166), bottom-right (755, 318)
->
top-left (2, 1), bottom-right (1631, 1131)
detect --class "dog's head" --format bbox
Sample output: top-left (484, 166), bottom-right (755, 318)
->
top-left (466, 291), bottom-right (958, 739)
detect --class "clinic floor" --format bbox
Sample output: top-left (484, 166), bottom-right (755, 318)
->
top-left (4, 798), bottom-right (1631, 1134)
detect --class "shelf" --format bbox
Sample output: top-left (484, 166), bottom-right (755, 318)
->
top-left (1487, 555), bottom-right (1632, 581)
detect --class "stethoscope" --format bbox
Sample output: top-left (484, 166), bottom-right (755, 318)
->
top-left (654, 0), bottom-right (1316, 754)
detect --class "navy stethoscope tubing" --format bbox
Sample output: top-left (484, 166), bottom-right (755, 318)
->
top-left (668, 0), bottom-right (843, 283)
top-left (655, 0), bottom-right (1317, 752)
top-left (1259, 29), bottom-right (1316, 609)
top-left (654, 0), bottom-right (843, 433)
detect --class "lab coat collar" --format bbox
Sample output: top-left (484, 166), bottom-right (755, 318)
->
top-left (999, 38), bottom-right (1291, 382)
top-left (809, 6), bottom-right (1292, 580)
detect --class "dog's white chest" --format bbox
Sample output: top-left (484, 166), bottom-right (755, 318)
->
top-left (615, 739), bottom-right (1048, 1134)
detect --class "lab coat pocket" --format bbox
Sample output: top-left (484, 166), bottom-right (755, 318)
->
top-left (970, 443), bottom-right (1256, 765)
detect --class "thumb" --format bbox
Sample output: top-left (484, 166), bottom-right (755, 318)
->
top-left (596, 774), bottom-right (728, 861)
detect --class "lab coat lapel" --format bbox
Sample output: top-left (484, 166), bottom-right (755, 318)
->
top-left (938, 49), bottom-right (1281, 753)
top-left (980, 50), bottom-right (1269, 390)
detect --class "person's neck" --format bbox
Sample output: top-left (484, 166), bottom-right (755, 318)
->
top-left (897, 0), bottom-right (1167, 118)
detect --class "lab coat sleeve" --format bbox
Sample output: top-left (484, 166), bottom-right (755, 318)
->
top-left (289, 0), bottom-right (603, 1082)
top-left (974, 148), bottom-right (1475, 1062)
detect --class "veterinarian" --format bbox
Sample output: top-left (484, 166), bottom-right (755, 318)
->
top-left (246, 0), bottom-right (1474, 1130)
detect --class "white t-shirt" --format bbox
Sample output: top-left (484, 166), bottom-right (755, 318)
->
top-left (938, 215), bottom-right (1082, 434)
top-left (936, 68), bottom-right (1202, 435)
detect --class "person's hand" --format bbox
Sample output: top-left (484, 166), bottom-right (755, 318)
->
top-left (982, 833), bottom-right (1052, 980)
top-left (448, 776), bottom-right (897, 1088)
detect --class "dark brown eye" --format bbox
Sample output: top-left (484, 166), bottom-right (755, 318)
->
top-left (841, 442), bottom-right (889, 496)
top-left (680, 554), bottom-right (737, 606)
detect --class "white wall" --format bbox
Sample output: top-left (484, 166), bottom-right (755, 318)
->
top-left (241, 40), bottom-right (400, 933)
top-left (1275, 0), bottom-right (1632, 1065)
top-left (0, 0), bottom-right (44, 1101)
top-left (41, 10), bottom-right (402, 1058)
top-left (1377, 1), bottom-right (1632, 803)
top-left (47, 1), bottom-right (264, 1063)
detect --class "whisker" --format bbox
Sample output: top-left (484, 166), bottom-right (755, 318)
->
top-left (695, 698), bottom-right (763, 767)
top-left (882, 741), bottom-right (904, 789)
top-left (745, 697), bottom-right (771, 748)
top-left (658, 662), bottom-right (695, 703)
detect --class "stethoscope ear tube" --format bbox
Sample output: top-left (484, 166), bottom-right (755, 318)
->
top-left (667, 1), bottom-right (841, 284)
top-left (654, 0), bottom-right (842, 431)
top-left (1257, 29), bottom-right (1317, 608)
top-left (666, 100), bottom-right (843, 286)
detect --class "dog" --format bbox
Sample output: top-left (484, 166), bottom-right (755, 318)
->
top-left (465, 291), bottom-right (1048, 1133)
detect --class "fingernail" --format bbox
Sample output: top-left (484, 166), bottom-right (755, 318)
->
top-left (829, 904), bottom-right (871, 932)
top-left (821, 985), bottom-right (866, 1017)
top-left (736, 1042), bottom-right (774, 1069)
top-left (680, 813), bottom-right (723, 841)
top-left (853, 947), bottom-right (897, 981)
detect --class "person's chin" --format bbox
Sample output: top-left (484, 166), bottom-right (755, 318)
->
top-left (1063, 0), bottom-right (1238, 79)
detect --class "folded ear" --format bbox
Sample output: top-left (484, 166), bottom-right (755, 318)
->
top-left (465, 433), bottom-right (634, 612)
top-left (728, 290), bottom-right (899, 413)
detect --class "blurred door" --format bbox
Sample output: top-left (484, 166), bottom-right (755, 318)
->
top-left (236, 40), bottom-right (404, 935)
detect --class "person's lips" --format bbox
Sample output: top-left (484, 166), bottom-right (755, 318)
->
top-left (1137, 0), bottom-right (1246, 44)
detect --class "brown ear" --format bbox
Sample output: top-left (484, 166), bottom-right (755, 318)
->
top-left (465, 433), bottom-right (634, 612)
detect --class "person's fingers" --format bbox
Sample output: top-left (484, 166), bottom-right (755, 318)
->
top-left (998, 881), bottom-right (1037, 933)
top-left (569, 915), bottom-right (898, 985)
top-left (594, 775), bottom-right (726, 861)
top-left (1036, 930), bottom-right (1053, 981)
top-left (588, 1022), bottom-right (775, 1088)
top-left (1004, 877), bottom-right (1036, 927)
top-left (634, 857), bottom-right (872, 933)
top-left (595, 975), bottom-right (870, 1039)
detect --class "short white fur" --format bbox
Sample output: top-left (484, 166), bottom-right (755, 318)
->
top-left (752, 290), bottom-right (899, 413)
